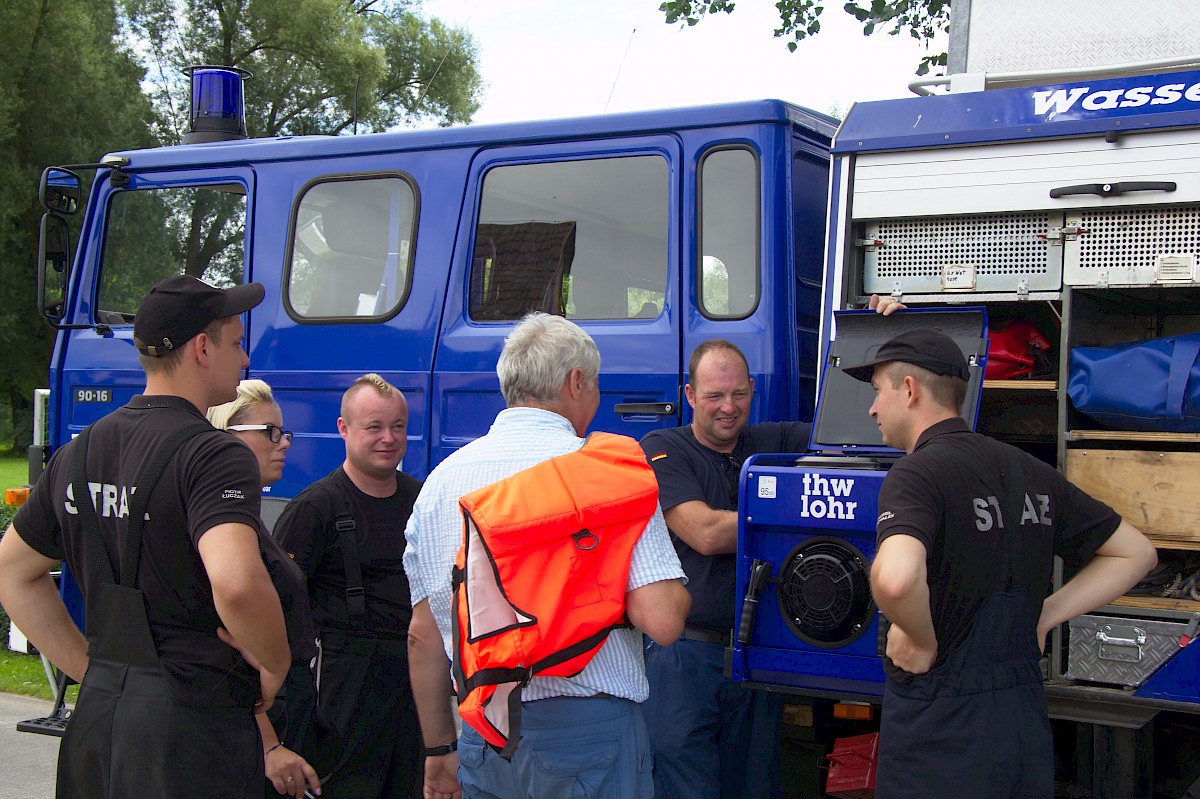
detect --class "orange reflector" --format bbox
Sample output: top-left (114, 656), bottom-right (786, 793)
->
top-left (5, 486), bottom-right (30, 507)
top-left (832, 702), bottom-right (873, 721)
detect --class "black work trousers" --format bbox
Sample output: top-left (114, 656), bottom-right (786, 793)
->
top-left (57, 659), bottom-right (261, 798)
top-left (318, 631), bottom-right (422, 798)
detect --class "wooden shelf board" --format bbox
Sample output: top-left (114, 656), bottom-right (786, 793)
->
top-left (1111, 595), bottom-right (1200, 613)
top-left (983, 380), bottom-right (1057, 391)
top-left (1147, 538), bottom-right (1200, 552)
top-left (1067, 430), bottom-right (1200, 443)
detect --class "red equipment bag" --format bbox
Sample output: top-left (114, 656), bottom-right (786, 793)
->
top-left (451, 432), bottom-right (659, 757)
top-left (985, 318), bottom-right (1054, 379)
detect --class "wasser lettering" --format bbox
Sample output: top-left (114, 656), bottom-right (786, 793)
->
top-left (1033, 81), bottom-right (1200, 117)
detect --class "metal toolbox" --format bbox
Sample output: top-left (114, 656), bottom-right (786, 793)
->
top-left (1065, 614), bottom-right (1187, 688)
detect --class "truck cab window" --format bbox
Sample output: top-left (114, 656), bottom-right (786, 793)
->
top-left (469, 155), bottom-right (668, 321)
top-left (699, 147), bottom-right (758, 319)
top-left (287, 176), bottom-right (415, 321)
top-left (97, 185), bottom-right (246, 322)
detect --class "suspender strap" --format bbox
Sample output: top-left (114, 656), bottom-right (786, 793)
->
top-left (72, 426), bottom-right (117, 585)
top-left (120, 423), bottom-right (214, 588)
top-left (927, 438), bottom-right (1028, 592)
top-left (317, 477), bottom-right (367, 624)
top-left (70, 422), bottom-right (214, 588)
top-left (334, 501), bottom-right (367, 622)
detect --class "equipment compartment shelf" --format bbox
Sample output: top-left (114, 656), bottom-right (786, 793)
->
top-left (984, 379), bottom-right (1057, 391)
top-left (1111, 595), bottom-right (1200, 613)
top-left (1067, 430), bottom-right (1200, 443)
top-left (1065, 449), bottom-right (1200, 547)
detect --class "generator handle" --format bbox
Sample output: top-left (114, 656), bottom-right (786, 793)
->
top-left (737, 559), bottom-right (774, 645)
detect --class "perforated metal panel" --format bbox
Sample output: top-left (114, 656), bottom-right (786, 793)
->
top-left (1065, 204), bottom-right (1200, 287)
top-left (861, 213), bottom-right (1063, 295)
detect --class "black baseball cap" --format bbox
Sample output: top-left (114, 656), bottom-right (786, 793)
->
top-left (133, 275), bottom-right (264, 357)
top-left (840, 328), bottom-right (971, 383)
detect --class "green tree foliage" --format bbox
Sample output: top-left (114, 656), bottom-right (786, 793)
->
top-left (0, 0), bottom-right (484, 450)
top-left (0, 0), bottom-right (155, 449)
top-left (125, 0), bottom-right (484, 140)
top-left (659, 0), bottom-right (950, 75)
top-left (114, 0), bottom-right (485, 301)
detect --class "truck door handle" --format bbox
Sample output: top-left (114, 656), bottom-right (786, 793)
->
top-left (1049, 181), bottom-right (1176, 199)
top-left (614, 402), bottom-right (676, 415)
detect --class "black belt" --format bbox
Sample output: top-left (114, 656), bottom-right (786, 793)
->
top-left (319, 629), bottom-right (408, 655)
top-left (681, 626), bottom-right (730, 645)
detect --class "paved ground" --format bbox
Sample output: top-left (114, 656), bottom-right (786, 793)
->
top-left (0, 693), bottom-right (59, 798)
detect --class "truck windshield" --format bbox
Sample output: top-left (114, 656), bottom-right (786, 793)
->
top-left (96, 184), bottom-right (247, 323)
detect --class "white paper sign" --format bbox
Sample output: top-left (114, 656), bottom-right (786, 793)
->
top-left (757, 475), bottom-right (777, 499)
top-left (941, 264), bottom-right (977, 291)
top-left (1156, 254), bottom-right (1195, 282)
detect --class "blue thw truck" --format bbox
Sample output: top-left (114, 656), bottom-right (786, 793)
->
top-left (25, 62), bottom-right (1200, 795)
top-left (32, 71), bottom-right (835, 527)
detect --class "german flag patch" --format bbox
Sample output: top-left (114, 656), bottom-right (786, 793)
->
top-left (650, 452), bottom-right (668, 462)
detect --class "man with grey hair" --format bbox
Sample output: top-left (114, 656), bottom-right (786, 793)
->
top-left (405, 312), bottom-right (691, 799)
top-left (274, 373), bottom-right (423, 797)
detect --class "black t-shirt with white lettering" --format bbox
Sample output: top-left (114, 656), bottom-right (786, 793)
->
top-left (273, 466), bottom-right (421, 638)
top-left (641, 422), bottom-right (811, 631)
top-left (877, 417), bottom-right (1120, 670)
top-left (13, 395), bottom-right (265, 705)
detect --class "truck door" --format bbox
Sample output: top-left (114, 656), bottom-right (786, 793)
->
top-left (431, 138), bottom-right (683, 464)
top-left (57, 168), bottom-right (255, 442)
top-left (248, 169), bottom-right (440, 507)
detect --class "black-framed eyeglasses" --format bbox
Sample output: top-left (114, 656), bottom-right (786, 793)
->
top-left (228, 423), bottom-right (294, 444)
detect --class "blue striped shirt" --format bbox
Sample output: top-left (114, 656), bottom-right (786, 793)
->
top-left (403, 407), bottom-right (685, 702)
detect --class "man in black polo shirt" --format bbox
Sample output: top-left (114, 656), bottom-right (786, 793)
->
top-left (640, 339), bottom-right (808, 799)
top-left (0, 275), bottom-right (291, 798)
top-left (841, 327), bottom-right (1157, 799)
top-left (273, 373), bottom-right (423, 798)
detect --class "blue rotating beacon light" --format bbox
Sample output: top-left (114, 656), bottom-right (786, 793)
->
top-left (183, 65), bottom-right (251, 144)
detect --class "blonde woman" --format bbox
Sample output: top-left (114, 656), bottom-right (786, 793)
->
top-left (210, 380), bottom-right (325, 798)
top-left (209, 379), bottom-right (293, 487)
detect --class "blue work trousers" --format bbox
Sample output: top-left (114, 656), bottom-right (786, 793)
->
top-left (457, 695), bottom-right (653, 799)
top-left (644, 638), bottom-right (782, 799)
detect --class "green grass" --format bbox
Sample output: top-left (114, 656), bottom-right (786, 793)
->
top-left (0, 651), bottom-right (65, 702)
top-left (1, 454), bottom-right (28, 493)
top-left (1, 455), bottom-right (81, 704)
top-left (2, 455), bottom-right (27, 649)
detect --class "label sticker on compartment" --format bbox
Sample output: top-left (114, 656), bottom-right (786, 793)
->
top-left (757, 475), bottom-right (777, 499)
top-left (1156, 254), bottom-right (1195, 282)
top-left (941, 264), bottom-right (977, 291)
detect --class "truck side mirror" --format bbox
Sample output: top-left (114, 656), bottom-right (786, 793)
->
top-left (38, 213), bottom-right (71, 325)
top-left (39, 167), bottom-right (82, 216)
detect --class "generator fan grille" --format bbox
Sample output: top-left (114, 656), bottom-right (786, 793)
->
top-left (775, 537), bottom-right (875, 649)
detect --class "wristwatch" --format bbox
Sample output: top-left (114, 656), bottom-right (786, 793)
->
top-left (424, 740), bottom-right (458, 757)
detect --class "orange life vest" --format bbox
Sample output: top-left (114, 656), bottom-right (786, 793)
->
top-left (451, 432), bottom-right (659, 757)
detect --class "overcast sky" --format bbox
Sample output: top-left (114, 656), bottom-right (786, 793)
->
top-left (419, 0), bottom-right (948, 126)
